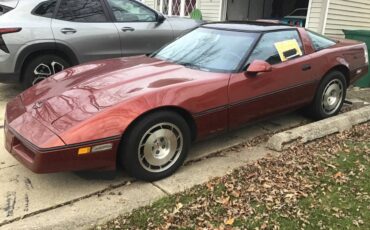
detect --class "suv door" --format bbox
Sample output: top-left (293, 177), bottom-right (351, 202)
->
top-left (228, 30), bottom-right (317, 129)
top-left (51, 0), bottom-right (121, 63)
top-left (105, 0), bottom-right (174, 56)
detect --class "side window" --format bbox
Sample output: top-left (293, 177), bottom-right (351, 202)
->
top-left (248, 30), bottom-right (304, 65)
top-left (107, 0), bottom-right (156, 22)
top-left (33, 0), bottom-right (57, 18)
top-left (56, 0), bottom-right (107, 22)
top-left (308, 31), bottom-right (336, 51)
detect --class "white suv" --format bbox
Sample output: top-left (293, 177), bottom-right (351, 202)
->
top-left (0, 0), bottom-right (200, 88)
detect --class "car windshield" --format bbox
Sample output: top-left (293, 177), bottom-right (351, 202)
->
top-left (153, 27), bottom-right (258, 72)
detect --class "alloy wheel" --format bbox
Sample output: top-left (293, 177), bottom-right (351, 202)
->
top-left (321, 79), bottom-right (344, 115)
top-left (32, 61), bottom-right (65, 85)
top-left (138, 122), bottom-right (183, 173)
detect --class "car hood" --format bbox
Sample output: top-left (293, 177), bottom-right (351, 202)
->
top-left (20, 56), bottom-right (195, 132)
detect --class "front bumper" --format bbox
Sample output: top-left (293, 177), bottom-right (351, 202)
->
top-left (4, 121), bottom-right (120, 173)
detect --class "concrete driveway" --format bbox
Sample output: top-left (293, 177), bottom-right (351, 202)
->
top-left (0, 83), bottom-right (322, 229)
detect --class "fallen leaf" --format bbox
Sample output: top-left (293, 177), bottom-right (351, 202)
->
top-left (224, 217), bottom-right (235, 225)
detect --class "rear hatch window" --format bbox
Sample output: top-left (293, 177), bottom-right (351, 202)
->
top-left (0, 0), bottom-right (19, 15)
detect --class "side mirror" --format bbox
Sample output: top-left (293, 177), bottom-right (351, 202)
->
top-left (157, 13), bottom-right (166, 24)
top-left (246, 60), bottom-right (272, 75)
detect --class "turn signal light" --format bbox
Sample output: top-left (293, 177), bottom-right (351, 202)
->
top-left (78, 147), bottom-right (91, 155)
top-left (77, 143), bottom-right (113, 155)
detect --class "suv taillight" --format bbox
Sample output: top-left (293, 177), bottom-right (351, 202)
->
top-left (0, 27), bottom-right (21, 53)
top-left (0, 28), bottom-right (21, 35)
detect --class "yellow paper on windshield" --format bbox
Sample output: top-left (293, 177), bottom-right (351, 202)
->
top-left (274, 39), bottom-right (303, 62)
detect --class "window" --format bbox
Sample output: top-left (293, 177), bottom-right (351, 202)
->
top-left (107, 0), bottom-right (156, 22)
top-left (0, 5), bottom-right (14, 15)
top-left (33, 0), bottom-right (56, 18)
top-left (307, 30), bottom-right (336, 51)
top-left (248, 30), bottom-right (304, 65)
top-left (56, 0), bottom-right (107, 22)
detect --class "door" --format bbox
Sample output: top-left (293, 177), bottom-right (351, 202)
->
top-left (105, 0), bottom-right (174, 56)
top-left (228, 30), bottom-right (318, 129)
top-left (52, 0), bottom-right (121, 63)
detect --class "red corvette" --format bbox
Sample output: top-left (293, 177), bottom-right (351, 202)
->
top-left (4, 22), bottom-right (368, 181)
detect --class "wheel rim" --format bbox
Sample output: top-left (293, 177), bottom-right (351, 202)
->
top-left (321, 79), bottom-right (344, 115)
top-left (33, 61), bottom-right (65, 85)
top-left (138, 122), bottom-right (183, 173)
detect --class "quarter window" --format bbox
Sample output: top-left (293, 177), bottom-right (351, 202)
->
top-left (107, 0), bottom-right (156, 22)
top-left (307, 30), bottom-right (336, 51)
top-left (248, 30), bottom-right (304, 65)
top-left (33, 0), bottom-right (57, 18)
top-left (56, 0), bottom-right (107, 22)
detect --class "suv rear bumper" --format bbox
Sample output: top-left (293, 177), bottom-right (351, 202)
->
top-left (0, 72), bottom-right (20, 83)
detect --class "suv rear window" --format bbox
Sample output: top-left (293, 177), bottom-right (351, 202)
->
top-left (33, 0), bottom-right (57, 18)
top-left (56, 0), bottom-right (108, 22)
top-left (0, 5), bottom-right (14, 15)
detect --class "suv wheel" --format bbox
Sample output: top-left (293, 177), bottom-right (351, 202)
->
top-left (22, 54), bottom-right (70, 89)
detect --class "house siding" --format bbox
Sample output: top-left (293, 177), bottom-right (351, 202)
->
top-left (325, 0), bottom-right (370, 37)
top-left (306, 0), bottom-right (328, 33)
top-left (197, 0), bottom-right (222, 21)
top-left (143, 0), bottom-right (156, 9)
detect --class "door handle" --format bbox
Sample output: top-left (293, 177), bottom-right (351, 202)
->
top-left (121, 27), bottom-right (135, 32)
top-left (302, 64), bottom-right (311, 71)
top-left (60, 28), bottom-right (77, 34)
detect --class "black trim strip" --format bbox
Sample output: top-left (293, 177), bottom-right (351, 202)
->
top-left (193, 79), bottom-right (318, 118)
top-left (230, 80), bottom-right (318, 108)
top-left (193, 105), bottom-right (228, 118)
top-left (7, 125), bottom-right (121, 153)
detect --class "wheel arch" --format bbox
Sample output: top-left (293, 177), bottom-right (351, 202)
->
top-left (16, 42), bottom-right (79, 82)
top-left (321, 65), bottom-right (350, 87)
top-left (121, 106), bottom-right (198, 143)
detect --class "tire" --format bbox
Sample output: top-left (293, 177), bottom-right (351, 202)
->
top-left (306, 71), bottom-right (347, 120)
top-left (21, 54), bottom-right (70, 89)
top-left (119, 111), bottom-right (191, 181)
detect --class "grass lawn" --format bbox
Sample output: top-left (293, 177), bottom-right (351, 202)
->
top-left (95, 123), bottom-right (370, 230)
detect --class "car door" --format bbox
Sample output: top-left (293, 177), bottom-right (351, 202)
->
top-left (228, 30), bottom-right (318, 129)
top-left (51, 0), bottom-right (121, 63)
top-left (104, 0), bottom-right (174, 56)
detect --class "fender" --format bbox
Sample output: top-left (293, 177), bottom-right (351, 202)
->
top-left (15, 42), bottom-right (80, 77)
top-left (56, 82), bottom-right (228, 145)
